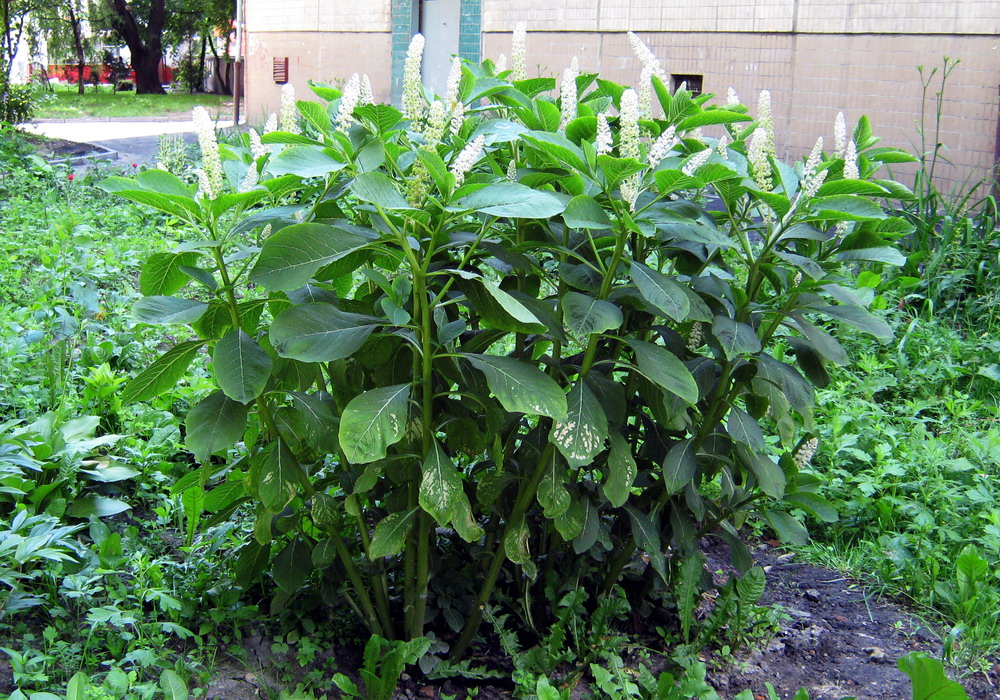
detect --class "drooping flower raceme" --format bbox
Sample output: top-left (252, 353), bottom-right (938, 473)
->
top-left (834, 112), bottom-right (847, 159)
top-left (595, 113), bottom-right (613, 155)
top-left (450, 101), bottom-right (466, 136)
top-left (628, 32), bottom-right (665, 118)
top-left (648, 126), bottom-right (677, 167)
top-left (263, 113), bottom-right (277, 134)
top-left (279, 84), bottom-right (299, 134)
top-left (686, 321), bottom-right (703, 352)
top-left (506, 159), bottom-right (517, 181)
top-left (446, 57), bottom-right (462, 106)
top-left (799, 137), bottom-right (827, 199)
top-left (239, 162), bottom-right (258, 193)
top-left (192, 106), bottom-right (223, 199)
top-left (682, 148), bottom-right (711, 176)
top-left (423, 100), bottom-right (449, 146)
top-left (843, 140), bottom-right (859, 180)
top-left (511, 23), bottom-right (527, 81)
top-left (747, 127), bottom-right (773, 192)
top-left (793, 437), bottom-right (819, 469)
top-left (248, 128), bottom-right (267, 159)
top-left (402, 33), bottom-right (426, 123)
top-left (559, 57), bottom-right (579, 130)
top-left (726, 87), bottom-right (740, 106)
top-left (495, 54), bottom-right (507, 73)
top-left (716, 133), bottom-right (730, 159)
top-left (335, 73), bottom-right (361, 133)
top-left (618, 89), bottom-right (641, 160)
top-left (450, 135), bottom-right (486, 188)
top-left (756, 89), bottom-right (775, 157)
top-left (360, 74), bottom-right (375, 105)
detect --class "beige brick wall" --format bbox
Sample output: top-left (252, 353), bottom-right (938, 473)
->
top-left (245, 0), bottom-right (391, 33)
top-left (244, 31), bottom-right (393, 124)
top-left (483, 29), bottom-right (999, 186)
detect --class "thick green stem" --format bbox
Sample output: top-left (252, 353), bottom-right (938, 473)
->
top-left (450, 442), bottom-right (556, 660)
top-left (330, 531), bottom-right (384, 636)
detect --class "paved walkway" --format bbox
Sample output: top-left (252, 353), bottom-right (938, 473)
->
top-left (24, 119), bottom-right (237, 165)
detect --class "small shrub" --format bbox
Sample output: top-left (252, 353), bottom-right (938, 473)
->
top-left (0, 79), bottom-right (36, 124)
top-left (102, 35), bottom-right (913, 659)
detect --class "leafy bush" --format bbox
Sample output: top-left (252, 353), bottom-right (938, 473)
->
top-left (1, 79), bottom-right (36, 125)
top-left (101, 38), bottom-right (913, 658)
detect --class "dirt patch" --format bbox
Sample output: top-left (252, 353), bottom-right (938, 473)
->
top-left (704, 541), bottom-right (1000, 699)
top-left (33, 137), bottom-right (106, 160)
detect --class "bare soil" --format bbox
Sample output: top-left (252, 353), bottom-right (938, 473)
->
top-left (198, 540), bottom-right (998, 699)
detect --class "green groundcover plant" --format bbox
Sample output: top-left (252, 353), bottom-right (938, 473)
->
top-left (100, 30), bottom-right (914, 659)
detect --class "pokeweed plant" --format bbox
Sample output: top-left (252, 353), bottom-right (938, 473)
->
top-left (99, 32), bottom-right (913, 658)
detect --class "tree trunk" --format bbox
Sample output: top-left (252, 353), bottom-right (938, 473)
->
top-left (107, 0), bottom-right (167, 95)
top-left (197, 31), bottom-right (206, 93)
top-left (69, 4), bottom-right (85, 95)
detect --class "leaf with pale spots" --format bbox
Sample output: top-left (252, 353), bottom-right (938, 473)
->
top-left (537, 455), bottom-right (571, 519)
top-left (253, 440), bottom-right (306, 512)
top-left (503, 514), bottom-right (537, 580)
top-left (463, 354), bottom-right (567, 421)
top-left (604, 433), bottom-right (637, 508)
top-left (369, 509), bottom-right (417, 558)
top-left (339, 384), bottom-right (411, 464)
top-left (419, 440), bottom-right (464, 526)
top-left (549, 381), bottom-right (608, 468)
top-left (561, 291), bottom-right (623, 337)
top-left (451, 493), bottom-right (485, 543)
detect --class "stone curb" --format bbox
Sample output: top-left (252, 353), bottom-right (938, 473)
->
top-left (48, 144), bottom-right (119, 166)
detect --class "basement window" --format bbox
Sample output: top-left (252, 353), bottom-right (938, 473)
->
top-left (273, 57), bottom-right (289, 84)
top-left (672, 74), bottom-right (703, 96)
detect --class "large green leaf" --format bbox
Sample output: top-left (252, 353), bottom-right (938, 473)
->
top-left (369, 509), bottom-right (417, 558)
top-left (350, 171), bottom-right (414, 209)
top-left (521, 131), bottom-right (588, 172)
top-left (760, 509), bottom-right (808, 545)
top-left (662, 439), bottom-right (697, 494)
top-left (185, 390), bottom-right (249, 462)
top-left (629, 340), bottom-right (699, 404)
top-left (267, 145), bottom-right (346, 177)
top-left (133, 296), bottom-right (208, 325)
top-left (561, 291), bottom-right (623, 336)
top-left (339, 384), bottom-right (411, 464)
top-left (419, 440), bottom-right (464, 526)
top-left (140, 252), bottom-right (201, 296)
top-left (65, 495), bottom-right (131, 518)
top-left (630, 262), bottom-right (690, 322)
top-left (604, 433), bottom-right (637, 508)
top-left (272, 537), bottom-right (313, 592)
top-left (810, 304), bottom-right (893, 340)
top-left (250, 222), bottom-right (375, 291)
top-left (459, 183), bottom-right (567, 219)
top-left (549, 381), bottom-right (608, 468)
top-left (159, 670), bottom-right (188, 700)
top-left (463, 354), bottom-right (567, 420)
top-left (727, 406), bottom-right (765, 451)
top-left (503, 514), bottom-right (537, 580)
top-left (562, 195), bottom-right (613, 229)
top-left (537, 456), bottom-right (571, 519)
top-left (213, 330), bottom-right (273, 404)
top-left (712, 316), bottom-right (762, 359)
top-left (121, 340), bottom-right (205, 404)
top-left (807, 195), bottom-right (887, 222)
top-left (271, 303), bottom-right (378, 362)
top-left (898, 654), bottom-right (970, 700)
top-left (253, 440), bottom-right (307, 511)
top-left (481, 281), bottom-right (543, 326)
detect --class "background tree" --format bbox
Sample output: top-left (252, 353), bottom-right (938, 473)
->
top-left (101, 0), bottom-right (166, 94)
top-left (1, 0), bottom-right (47, 83)
top-left (32, 0), bottom-right (91, 94)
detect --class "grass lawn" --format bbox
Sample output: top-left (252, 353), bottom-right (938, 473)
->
top-left (33, 85), bottom-right (231, 119)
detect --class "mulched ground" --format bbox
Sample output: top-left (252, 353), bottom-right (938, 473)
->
top-left (25, 135), bottom-right (105, 160)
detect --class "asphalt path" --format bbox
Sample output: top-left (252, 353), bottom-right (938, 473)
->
top-left (24, 119), bottom-right (236, 165)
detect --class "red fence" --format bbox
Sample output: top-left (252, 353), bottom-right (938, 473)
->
top-left (33, 63), bottom-right (175, 85)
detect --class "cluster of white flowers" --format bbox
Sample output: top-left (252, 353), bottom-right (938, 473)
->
top-left (450, 101), bottom-right (466, 136)
top-left (423, 100), bottom-right (449, 145)
top-left (495, 53), bottom-right (507, 73)
top-left (192, 106), bottom-right (223, 199)
top-left (799, 137), bottom-right (827, 199)
top-left (360, 74), bottom-right (375, 105)
top-left (793, 437), bottom-right (819, 469)
top-left (726, 87), bottom-right (740, 106)
top-left (686, 321), bottom-right (703, 352)
top-left (335, 73), bottom-right (361, 133)
top-left (446, 58), bottom-right (462, 103)
top-left (261, 223), bottom-right (272, 239)
top-left (834, 112), bottom-right (847, 159)
top-left (506, 159), bottom-right (517, 181)
top-left (648, 126), bottom-right (677, 167)
top-left (792, 271), bottom-right (803, 287)
top-left (263, 113), bottom-right (278, 134)
top-left (618, 89), bottom-right (641, 160)
top-left (843, 140), bottom-right (859, 180)
top-left (747, 127), bottom-right (773, 192)
top-left (757, 90), bottom-right (775, 155)
top-left (628, 32), bottom-right (665, 118)
top-left (248, 128), bottom-right (267, 159)
top-left (682, 148), bottom-right (711, 176)
top-left (402, 33), bottom-right (426, 122)
top-left (511, 23), bottom-right (527, 81)
top-left (239, 162), bottom-right (258, 193)
top-left (450, 135), bottom-right (486, 188)
top-left (559, 57), bottom-right (579, 130)
top-left (595, 113), bottom-right (613, 155)
top-left (279, 84), bottom-right (299, 134)
top-left (716, 133), bottom-right (730, 159)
